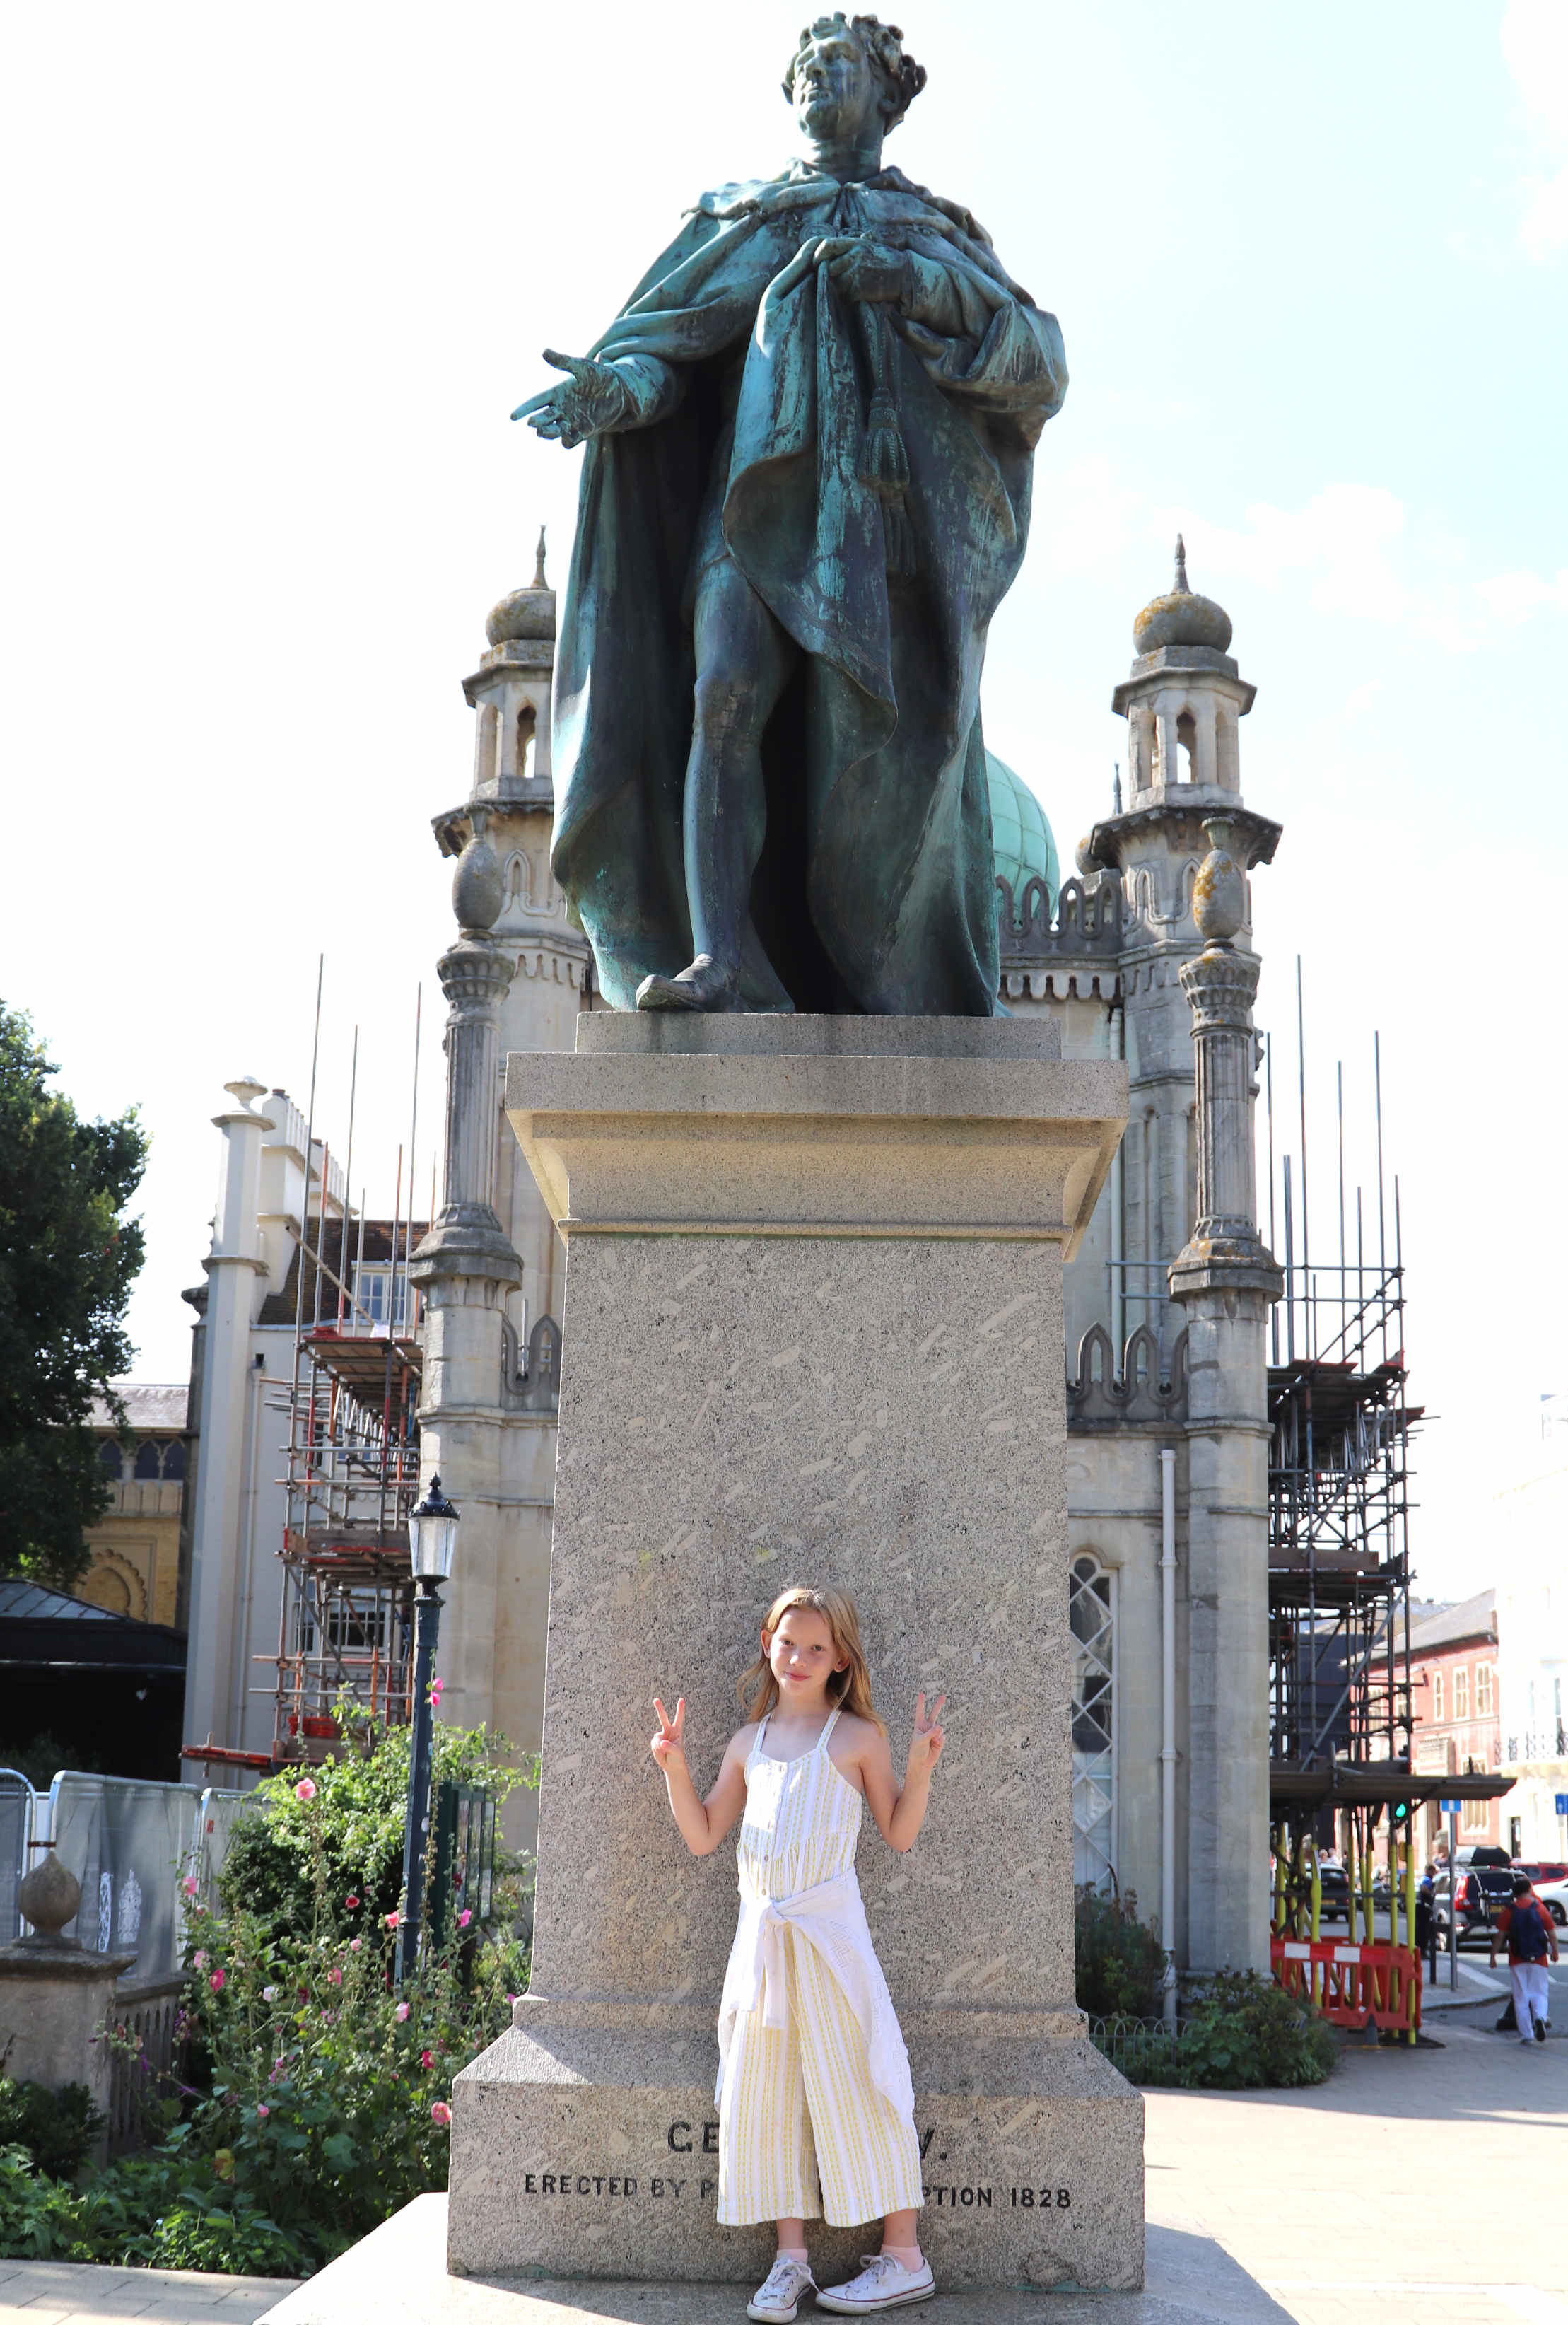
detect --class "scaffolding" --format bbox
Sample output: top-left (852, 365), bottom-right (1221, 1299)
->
top-left (260, 973), bottom-right (430, 1766)
top-left (1264, 988), bottom-right (1510, 1899)
top-left (267, 1320), bottom-right (422, 1764)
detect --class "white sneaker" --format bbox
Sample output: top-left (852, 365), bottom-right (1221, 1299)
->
top-left (817, 2253), bottom-right (936, 2314)
top-left (747, 2254), bottom-right (817, 2321)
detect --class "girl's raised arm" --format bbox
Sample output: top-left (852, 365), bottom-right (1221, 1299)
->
top-left (650, 1697), bottom-right (751, 1857)
top-left (858, 1693), bottom-right (947, 1853)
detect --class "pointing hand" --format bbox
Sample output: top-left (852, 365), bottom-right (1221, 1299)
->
top-left (651, 1696), bottom-right (688, 1770)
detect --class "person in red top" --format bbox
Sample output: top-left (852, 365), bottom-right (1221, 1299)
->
top-left (1491, 1872), bottom-right (1560, 2044)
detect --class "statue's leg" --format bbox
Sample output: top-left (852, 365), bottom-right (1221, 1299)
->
top-left (636, 555), bottom-right (799, 1013)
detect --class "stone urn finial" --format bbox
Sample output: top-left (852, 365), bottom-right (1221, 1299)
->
top-left (1191, 815), bottom-right (1247, 946)
top-left (18, 1846), bottom-right (82, 1947)
top-left (452, 808), bottom-right (505, 933)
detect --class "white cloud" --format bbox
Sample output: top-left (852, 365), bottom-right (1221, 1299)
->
top-left (1173, 486), bottom-right (1567, 653)
top-left (1502, 0), bottom-right (1568, 260)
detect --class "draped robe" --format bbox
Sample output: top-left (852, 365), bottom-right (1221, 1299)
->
top-left (549, 162), bottom-right (1067, 1015)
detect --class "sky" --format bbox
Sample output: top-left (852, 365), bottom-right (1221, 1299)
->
top-left (1, 0), bottom-right (1564, 1603)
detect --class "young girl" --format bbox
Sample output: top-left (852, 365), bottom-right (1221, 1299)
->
top-left (651, 1585), bottom-right (945, 2320)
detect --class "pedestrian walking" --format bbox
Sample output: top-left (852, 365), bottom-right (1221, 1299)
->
top-left (1490, 1872), bottom-right (1558, 2044)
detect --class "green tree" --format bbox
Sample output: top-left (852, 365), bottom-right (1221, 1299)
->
top-left (0, 1006), bottom-right (148, 1587)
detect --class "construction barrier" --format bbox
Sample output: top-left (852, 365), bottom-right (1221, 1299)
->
top-left (1271, 1933), bottom-right (1421, 2039)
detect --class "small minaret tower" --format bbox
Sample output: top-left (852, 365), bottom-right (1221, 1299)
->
top-left (412, 537), bottom-right (591, 1820)
top-left (1084, 545), bottom-right (1283, 1974)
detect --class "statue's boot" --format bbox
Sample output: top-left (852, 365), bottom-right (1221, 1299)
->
top-left (636, 955), bottom-right (742, 1012)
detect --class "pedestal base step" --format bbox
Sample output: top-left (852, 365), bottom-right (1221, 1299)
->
top-left (259, 2194), bottom-right (1287, 2325)
top-left (446, 2014), bottom-right (1143, 2293)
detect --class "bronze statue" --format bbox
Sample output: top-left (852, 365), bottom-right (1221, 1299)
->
top-left (517, 14), bottom-right (1066, 1013)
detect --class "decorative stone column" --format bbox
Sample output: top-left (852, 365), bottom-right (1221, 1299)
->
top-left (183, 1078), bottom-right (275, 1756)
top-left (1169, 820), bottom-right (1282, 1976)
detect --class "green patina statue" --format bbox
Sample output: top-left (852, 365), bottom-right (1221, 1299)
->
top-left (516, 14), bottom-right (1067, 1014)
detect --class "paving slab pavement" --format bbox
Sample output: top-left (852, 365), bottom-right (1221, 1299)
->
top-left (6, 2017), bottom-right (1564, 2325)
top-left (0, 2261), bottom-right (296, 2325)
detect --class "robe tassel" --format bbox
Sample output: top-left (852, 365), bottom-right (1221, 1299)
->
top-left (857, 305), bottom-right (917, 580)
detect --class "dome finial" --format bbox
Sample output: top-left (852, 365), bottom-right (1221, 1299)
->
top-left (533, 526), bottom-right (548, 590)
top-left (1174, 534), bottom-right (1189, 594)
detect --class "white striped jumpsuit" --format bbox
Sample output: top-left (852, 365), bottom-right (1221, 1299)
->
top-left (715, 1706), bottom-right (925, 2228)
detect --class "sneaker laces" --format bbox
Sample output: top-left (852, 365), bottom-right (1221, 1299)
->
top-left (762, 2256), bottom-right (812, 2295)
top-left (851, 2254), bottom-right (903, 2288)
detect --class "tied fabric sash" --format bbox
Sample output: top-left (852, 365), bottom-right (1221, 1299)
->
top-left (716, 1868), bottom-right (916, 2120)
top-left (743, 1870), bottom-right (860, 2032)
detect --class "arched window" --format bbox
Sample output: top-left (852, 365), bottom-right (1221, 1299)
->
top-left (133, 1441), bottom-right (162, 1481)
top-left (160, 1438), bottom-right (185, 1481)
top-left (1070, 1554), bottom-right (1116, 1890)
top-left (98, 1440), bottom-right (124, 1479)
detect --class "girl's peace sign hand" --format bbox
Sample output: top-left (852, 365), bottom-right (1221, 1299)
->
top-left (651, 1697), bottom-right (687, 1768)
top-left (906, 1691), bottom-right (947, 1778)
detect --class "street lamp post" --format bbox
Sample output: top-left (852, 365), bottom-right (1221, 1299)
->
top-left (395, 1472), bottom-right (459, 1987)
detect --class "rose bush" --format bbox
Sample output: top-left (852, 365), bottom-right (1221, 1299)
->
top-left (0, 1717), bottom-right (535, 2274)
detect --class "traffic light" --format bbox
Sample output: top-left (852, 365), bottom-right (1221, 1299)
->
top-left (1391, 1799), bottom-right (1412, 1832)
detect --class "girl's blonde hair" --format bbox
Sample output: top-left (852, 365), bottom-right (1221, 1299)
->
top-left (738, 1584), bottom-right (886, 1735)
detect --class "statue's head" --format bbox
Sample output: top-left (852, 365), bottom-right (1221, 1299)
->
top-left (783, 14), bottom-right (926, 146)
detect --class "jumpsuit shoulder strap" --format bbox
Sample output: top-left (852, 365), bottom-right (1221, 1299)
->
top-left (753, 1712), bottom-right (770, 1755)
top-left (818, 1704), bottom-right (844, 1750)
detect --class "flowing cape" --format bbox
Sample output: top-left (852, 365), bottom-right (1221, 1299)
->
top-left (550, 164), bottom-right (1067, 1013)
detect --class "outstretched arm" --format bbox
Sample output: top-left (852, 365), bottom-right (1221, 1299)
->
top-left (859, 1693), bottom-right (947, 1854)
top-left (514, 348), bottom-right (684, 449)
top-left (649, 1696), bottom-right (750, 1858)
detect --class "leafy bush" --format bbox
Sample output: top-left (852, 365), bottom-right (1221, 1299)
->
top-left (1121, 1970), bottom-right (1339, 2090)
top-left (0, 1718), bottom-right (537, 2274)
top-left (1075, 1884), bottom-right (1166, 2020)
top-left (0, 2079), bottom-right (101, 2179)
top-left (217, 1718), bottom-right (530, 1947)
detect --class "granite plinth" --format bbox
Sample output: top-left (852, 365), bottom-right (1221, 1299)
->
top-left (452, 1016), bottom-right (1137, 2290)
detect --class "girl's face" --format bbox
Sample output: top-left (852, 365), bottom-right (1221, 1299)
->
top-left (764, 1607), bottom-right (848, 1706)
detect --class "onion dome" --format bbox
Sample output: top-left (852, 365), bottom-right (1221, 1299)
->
top-left (987, 750), bottom-right (1059, 912)
top-left (1133, 535), bottom-right (1232, 656)
top-left (485, 528), bottom-right (556, 646)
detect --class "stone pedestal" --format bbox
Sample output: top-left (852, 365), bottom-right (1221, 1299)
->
top-left (0, 1941), bottom-right (135, 2123)
top-left (450, 1015), bottom-right (1141, 2293)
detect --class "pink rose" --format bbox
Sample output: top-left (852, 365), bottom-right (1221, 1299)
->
top-left (345, 1895), bottom-right (360, 1909)
top-left (457, 1909), bottom-right (472, 1929)
top-left (394, 2000), bottom-right (410, 2022)
top-left (431, 2100), bottom-right (451, 2128)
top-left (349, 1938), bottom-right (361, 1952)
top-left (385, 1911), bottom-right (400, 1931)
top-left (294, 1778), bottom-right (317, 1802)
top-left (421, 2049), bottom-right (434, 2070)
top-left (209, 1970), bottom-right (226, 1992)
top-left (430, 1677), bottom-right (444, 1703)
top-left (257, 2104), bottom-right (270, 2120)
top-left (327, 1968), bottom-right (342, 1987)
top-left (192, 1950), bottom-right (208, 1971)
top-left (182, 1875), bottom-right (199, 1896)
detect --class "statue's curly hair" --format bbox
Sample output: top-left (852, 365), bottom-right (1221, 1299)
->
top-left (783, 13), bottom-right (927, 134)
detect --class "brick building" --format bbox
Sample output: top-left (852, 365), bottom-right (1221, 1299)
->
top-left (1408, 1590), bottom-right (1502, 1859)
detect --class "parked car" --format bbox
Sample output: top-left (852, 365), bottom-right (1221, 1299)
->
top-left (1513, 1861), bottom-right (1568, 1928)
top-left (1433, 1846), bottom-right (1514, 1945)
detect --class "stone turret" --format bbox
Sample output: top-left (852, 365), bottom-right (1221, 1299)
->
top-left (413, 537), bottom-right (591, 1838)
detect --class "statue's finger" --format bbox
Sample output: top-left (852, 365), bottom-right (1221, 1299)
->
top-left (542, 347), bottom-right (588, 376)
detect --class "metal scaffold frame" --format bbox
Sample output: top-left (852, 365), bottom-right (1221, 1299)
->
top-left (1266, 997), bottom-right (1416, 1811)
top-left (258, 970), bottom-right (429, 1766)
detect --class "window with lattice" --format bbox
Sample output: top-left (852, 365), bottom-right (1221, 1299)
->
top-left (1070, 1554), bottom-right (1115, 1892)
